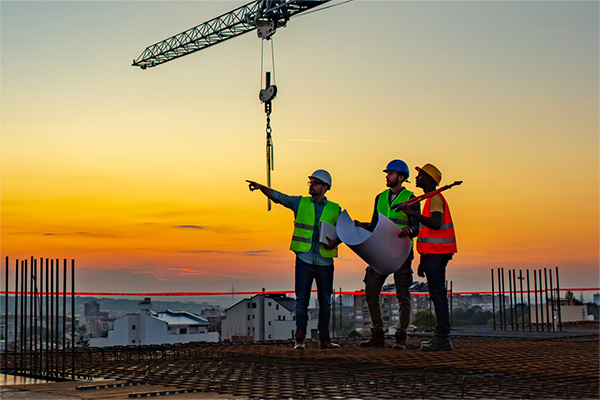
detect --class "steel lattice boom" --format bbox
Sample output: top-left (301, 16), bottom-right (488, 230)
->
top-left (132, 0), bottom-right (330, 69)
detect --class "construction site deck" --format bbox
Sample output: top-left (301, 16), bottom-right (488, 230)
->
top-left (2, 324), bottom-right (599, 400)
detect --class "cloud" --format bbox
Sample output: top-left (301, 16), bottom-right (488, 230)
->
top-left (178, 249), bottom-right (272, 256)
top-left (160, 267), bottom-right (240, 278)
top-left (173, 225), bottom-right (205, 230)
top-left (244, 250), bottom-right (271, 256)
top-left (40, 231), bottom-right (117, 238)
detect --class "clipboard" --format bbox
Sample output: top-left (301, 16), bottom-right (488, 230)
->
top-left (319, 221), bottom-right (338, 245)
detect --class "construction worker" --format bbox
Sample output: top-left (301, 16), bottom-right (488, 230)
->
top-left (247, 170), bottom-right (342, 350)
top-left (354, 160), bottom-right (420, 349)
top-left (394, 163), bottom-right (457, 351)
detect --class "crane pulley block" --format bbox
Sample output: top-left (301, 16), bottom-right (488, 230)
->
top-left (259, 85), bottom-right (277, 103)
top-left (256, 19), bottom-right (276, 39)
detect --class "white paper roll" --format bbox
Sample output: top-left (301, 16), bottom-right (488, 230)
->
top-left (336, 209), bottom-right (412, 275)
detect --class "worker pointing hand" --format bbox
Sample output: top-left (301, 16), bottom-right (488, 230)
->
top-left (246, 180), bottom-right (273, 197)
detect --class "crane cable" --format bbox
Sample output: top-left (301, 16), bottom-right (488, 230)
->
top-left (260, 39), bottom-right (276, 211)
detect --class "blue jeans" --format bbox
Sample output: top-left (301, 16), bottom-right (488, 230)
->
top-left (294, 257), bottom-right (334, 334)
top-left (420, 253), bottom-right (453, 336)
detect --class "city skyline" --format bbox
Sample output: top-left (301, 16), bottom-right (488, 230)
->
top-left (1, 1), bottom-right (598, 294)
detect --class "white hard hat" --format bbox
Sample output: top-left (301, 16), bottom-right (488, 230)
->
top-left (309, 169), bottom-right (332, 188)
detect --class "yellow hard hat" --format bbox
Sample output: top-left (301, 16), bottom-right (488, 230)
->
top-left (416, 163), bottom-right (442, 185)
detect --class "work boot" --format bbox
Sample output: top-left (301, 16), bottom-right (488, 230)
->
top-left (393, 330), bottom-right (407, 350)
top-left (420, 334), bottom-right (453, 352)
top-left (359, 329), bottom-right (385, 348)
top-left (319, 330), bottom-right (340, 349)
top-left (294, 331), bottom-right (306, 350)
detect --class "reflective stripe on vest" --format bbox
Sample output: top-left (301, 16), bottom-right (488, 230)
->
top-left (376, 188), bottom-right (413, 229)
top-left (416, 193), bottom-right (457, 254)
top-left (290, 197), bottom-right (340, 258)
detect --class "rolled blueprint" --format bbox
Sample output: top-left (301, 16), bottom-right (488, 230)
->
top-left (336, 209), bottom-right (412, 275)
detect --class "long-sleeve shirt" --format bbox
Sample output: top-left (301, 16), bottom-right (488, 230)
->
top-left (270, 190), bottom-right (339, 266)
top-left (364, 188), bottom-right (421, 239)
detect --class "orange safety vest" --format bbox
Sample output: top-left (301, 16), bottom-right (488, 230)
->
top-left (416, 193), bottom-right (457, 254)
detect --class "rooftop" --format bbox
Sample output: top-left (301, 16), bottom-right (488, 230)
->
top-left (2, 324), bottom-right (598, 399)
top-left (152, 310), bottom-right (208, 326)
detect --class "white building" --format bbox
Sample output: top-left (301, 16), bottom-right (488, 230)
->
top-left (106, 298), bottom-right (219, 346)
top-left (531, 303), bottom-right (589, 324)
top-left (220, 294), bottom-right (318, 342)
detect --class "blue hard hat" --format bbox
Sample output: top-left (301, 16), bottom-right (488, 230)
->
top-left (383, 160), bottom-right (410, 177)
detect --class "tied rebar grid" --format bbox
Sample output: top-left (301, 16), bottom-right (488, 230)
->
top-left (24, 338), bottom-right (598, 400)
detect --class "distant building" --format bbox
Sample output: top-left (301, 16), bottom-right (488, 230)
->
top-left (220, 293), bottom-right (317, 342)
top-left (201, 306), bottom-right (224, 334)
top-left (82, 300), bottom-right (112, 338)
top-left (105, 298), bottom-right (218, 347)
top-left (593, 293), bottom-right (599, 305)
top-left (531, 296), bottom-right (589, 324)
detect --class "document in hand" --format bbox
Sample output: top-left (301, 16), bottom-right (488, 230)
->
top-left (319, 221), bottom-right (338, 245)
top-left (336, 210), bottom-right (411, 275)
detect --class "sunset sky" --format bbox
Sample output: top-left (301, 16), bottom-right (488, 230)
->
top-left (1, 1), bottom-right (598, 297)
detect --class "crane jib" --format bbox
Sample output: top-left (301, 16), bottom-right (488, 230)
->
top-left (132, 0), bottom-right (331, 69)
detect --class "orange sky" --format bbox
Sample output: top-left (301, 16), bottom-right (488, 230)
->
top-left (1, 1), bottom-right (598, 295)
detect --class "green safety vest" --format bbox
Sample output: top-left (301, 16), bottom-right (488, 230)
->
top-left (290, 197), bottom-right (340, 258)
top-left (376, 188), bottom-right (413, 228)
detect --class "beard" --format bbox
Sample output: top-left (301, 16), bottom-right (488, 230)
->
top-left (387, 178), bottom-right (400, 188)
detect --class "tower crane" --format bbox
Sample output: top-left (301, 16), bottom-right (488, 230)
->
top-left (132, 1), bottom-right (333, 209)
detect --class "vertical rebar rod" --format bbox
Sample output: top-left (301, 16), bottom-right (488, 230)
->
top-left (46, 258), bottom-right (50, 376)
top-left (39, 258), bottom-right (44, 377)
top-left (4, 257), bottom-right (8, 373)
top-left (26, 258), bottom-right (30, 375)
top-left (555, 267), bottom-right (562, 332)
top-left (512, 269), bottom-right (519, 331)
top-left (526, 269), bottom-right (532, 332)
top-left (534, 270), bottom-right (539, 330)
top-left (72, 259), bottom-right (75, 380)
top-left (14, 258), bottom-right (19, 374)
top-left (32, 258), bottom-right (37, 376)
top-left (19, 260), bottom-right (29, 371)
top-left (549, 268), bottom-right (555, 332)
top-left (497, 268), bottom-right (503, 330)
top-left (544, 268), bottom-right (550, 332)
top-left (63, 259), bottom-right (67, 378)
top-left (491, 269), bottom-right (495, 330)
top-left (501, 268), bottom-right (506, 330)
top-left (25, 257), bottom-right (33, 374)
top-left (510, 269), bottom-right (516, 330)
top-left (50, 259), bottom-right (54, 376)
top-left (55, 259), bottom-right (60, 376)
top-left (519, 270), bottom-right (524, 331)
top-left (538, 269), bottom-right (544, 332)
top-left (508, 269), bottom-right (514, 331)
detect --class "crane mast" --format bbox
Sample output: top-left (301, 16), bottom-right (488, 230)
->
top-left (132, 0), bottom-right (330, 69)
